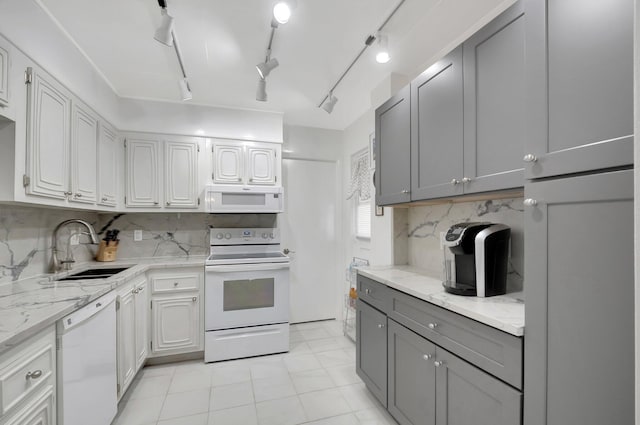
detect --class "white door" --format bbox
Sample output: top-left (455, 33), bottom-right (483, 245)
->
top-left (280, 158), bottom-right (338, 323)
top-left (126, 138), bottom-right (161, 207)
top-left (151, 295), bottom-right (200, 355)
top-left (133, 279), bottom-right (148, 371)
top-left (165, 139), bottom-right (198, 208)
top-left (26, 69), bottom-right (70, 200)
top-left (246, 143), bottom-right (277, 185)
top-left (212, 142), bottom-right (244, 184)
top-left (70, 101), bottom-right (98, 204)
top-left (97, 123), bottom-right (118, 207)
top-left (116, 285), bottom-right (136, 396)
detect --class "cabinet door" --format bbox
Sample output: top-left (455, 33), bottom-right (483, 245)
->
top-left (151, 294), bottom-right (200, 355)
top-left (387, 319), bottom-right (436, 425)
top-left (0, 43), bottom-right (8, 106)
top-left (375, 85), bottom-right (411, 205)
top-left (356, 299), bottom-right (387, 407)
top-left (97, 123), bottom-right (118, 207)
top-left (435, 348), bottom-right (521, 425)
top-left (462, 2), bottom-right (525, 193)
top-left (117, 286), bottom-right (136, 396)
top-left (165, 139), bottom-right (198, 208)
top-left (26, 68), bottom-right (70, 200)
top-left (525, 0), bottom-right (633, 179)
top-left (2, 387), bottom-right (54, 425)
top-left (246, 143), bottom-right (277, 185)
top-left (125, 138), bottom-right (161, 207)
top-left (411, 47), bottom-right (464, 200)
top-left (212, 142), bottom-right (244, 184)
top-left (69, 101), bottom-right (98, 204)
top-left (134, 280), bottom-right (148, 371)
top-left (523, 170), bottom-right (633, 425)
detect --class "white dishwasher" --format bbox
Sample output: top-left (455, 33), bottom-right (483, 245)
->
top-left (57, 292), bottom-right (117, 425)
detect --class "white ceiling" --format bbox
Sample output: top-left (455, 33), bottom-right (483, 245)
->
top-left (38, 0), bottom-right (514, 130)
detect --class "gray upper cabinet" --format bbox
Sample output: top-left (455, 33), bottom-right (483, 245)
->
top-left (356, 299), bottom-right (388, 407)
top-left (410, 46), bottom-right (463, 200)
top-left (524, 0), bottom-right (633, 179)
top-left (463, 1), bottom-right (525, 193)
top-left (375, 85), bottom-right (411, 206)
top-left (523, 169), bottom-right (634, 425)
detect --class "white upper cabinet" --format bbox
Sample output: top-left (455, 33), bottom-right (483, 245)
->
top-left (70, 101), bottom-right (98, 204)
top-left (212, 139), bottom-right (280, 187)
top-left (125, 137), bottom-right (161, 208)
top-left (165, 139), bottom-right (199, 208)
top-left (26, 68), bottom-right (71, 200)
top-left (98, 123), bottom-right (119, 207)
top-left (0, 41), bottom-right (8, 107)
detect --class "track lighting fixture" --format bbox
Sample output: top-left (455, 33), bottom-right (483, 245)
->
top-left (256, 78), bottom-right (268, 102)
top-left (154, 8), bottom-right (174, 47)
top-left (256, 57), bottom-right (279, 79)
top-left (273, 0), bottom-right (297, 24)
top-left (321, 92), bottom-right (338, 114)
top-left (179, 78), bottom-right (192, 101)
top-left (375, 32), bottom-right (390, 64)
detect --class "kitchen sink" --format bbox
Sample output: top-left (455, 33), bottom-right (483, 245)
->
top-left (56, 267), bottom-right (131, 281)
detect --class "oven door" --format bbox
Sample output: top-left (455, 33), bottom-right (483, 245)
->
top-left (205, 262), bottom-right (289, 330)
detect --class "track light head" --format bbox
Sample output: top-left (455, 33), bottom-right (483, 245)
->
top-left (321, 92), bottom-right (338, 114)
top-left (154, 8), bottom-right (174, 47)
top-left (256, 78), bottom-right (268, 102)
top-left (273, 0), bottom-right (297, 24)
top-left (179, 78), bottom-right (192, 101)
top-left (375, 32), bottom-right (390, 64)
top-left (256, 58), bottom-right (279, 79)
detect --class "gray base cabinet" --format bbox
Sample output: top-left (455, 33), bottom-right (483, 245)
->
top-left (524, 0), bottom-right (633, 179)
top-left (523, 169), bottom-right (634, 425)
top-left (356, 299), bottom-right (388, 407)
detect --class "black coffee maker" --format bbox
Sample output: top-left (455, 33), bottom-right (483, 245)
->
top-left (442, 222), bottom-right (510, 297)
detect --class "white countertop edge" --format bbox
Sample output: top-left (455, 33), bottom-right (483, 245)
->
top-left (357, 266), bottom-right (525, 337)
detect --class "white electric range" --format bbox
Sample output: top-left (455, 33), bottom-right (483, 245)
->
top-left (204, 228), bottom-right (290, 362)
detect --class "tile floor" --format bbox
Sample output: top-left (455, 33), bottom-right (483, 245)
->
top-left (112, 320), bottom-right (397, 425)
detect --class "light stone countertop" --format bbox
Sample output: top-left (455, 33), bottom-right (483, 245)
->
top-left (0, 257), bottom-right (207, 353)
top-left (357, 265), bottom-right (525, 336)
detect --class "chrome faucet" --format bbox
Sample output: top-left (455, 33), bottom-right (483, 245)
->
top-left (52, 219), bottom-right (99, 272)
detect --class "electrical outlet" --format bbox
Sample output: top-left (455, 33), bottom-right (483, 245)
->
top-left (134, 230), bottom-right (143, 242)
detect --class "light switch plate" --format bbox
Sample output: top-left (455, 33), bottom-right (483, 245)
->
top-left (134, 230), bottom-right (143, 242)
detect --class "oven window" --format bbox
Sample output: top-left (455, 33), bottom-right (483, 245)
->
top-left (223, 278), bottom-right (275, 311)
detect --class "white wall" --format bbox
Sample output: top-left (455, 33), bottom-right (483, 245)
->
top-left (634, 0), bottom-right (639, 422)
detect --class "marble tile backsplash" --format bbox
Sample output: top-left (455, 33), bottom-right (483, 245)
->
top-left (402, 198), bottom-right (524, 292)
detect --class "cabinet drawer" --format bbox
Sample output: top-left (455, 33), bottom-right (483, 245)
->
top-left (389, 289), bottom-right (522, 389)
top-left (1, 386), bottom-right (54, 425)
top-left (152, 273), bottom-right (200, 294)
top-left (0, 328), bottom-right (55, 416)
top-left (357, 274), bottom-right (389, 313)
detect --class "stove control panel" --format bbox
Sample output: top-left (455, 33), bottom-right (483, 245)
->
top-left (210, 228), bottom-right (280, 245)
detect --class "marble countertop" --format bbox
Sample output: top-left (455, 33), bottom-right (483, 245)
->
top-left (0, 257), bottom-right (207, 353)
top-left (357, 266), bottom-right (525, 336)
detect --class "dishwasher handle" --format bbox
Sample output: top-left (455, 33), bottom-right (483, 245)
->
top-left (59, 292), bottom-right (117, 332)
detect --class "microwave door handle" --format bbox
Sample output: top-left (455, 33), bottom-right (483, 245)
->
top-left (208, 263), bottom-right (290, 273)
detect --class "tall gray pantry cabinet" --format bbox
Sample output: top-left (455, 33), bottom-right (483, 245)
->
top-left (522, 0), bottom-right (634, 424)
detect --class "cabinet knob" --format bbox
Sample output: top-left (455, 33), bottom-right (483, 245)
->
top-left (64, 191), bottom-right (72, 196)
top-left (423, 354), bottom-right (432, 360)
top-left (451, 179), bottom-right (460, 185)
top-left (524, 198), bottom-right (538, 207)
top-left (166, 202), bottom-right (171, 206)
top-left (174, 282), bottom-right (179, 287)
top-left (428, 322), bottom-right (438, 330)
top-left (377, 323), bottom-right (385, 329)
top-left (153, 201), bottom-right (159, 205)
top-left (192, 297), bottom-right (197, 302)
top-left (132, 288), bottom-right (138, 294)
top-left (401, 189), bottom-right (409, 194)
top-left (25, 370), bottom-right (43, 380)
top-left (74, 193), bottom-right (82, 197)
top-left (102, 197), bottom-right (108, 202)
top-left (523, 154), bottom-right (538, 163)
top-left (137, 286), bottom-right (144, 293)
top-left (434, 360), bottom-right (444, 367)
top-left (461, 177), bottom-right (472, 184)
top-left (249, 178), bottom-right (253, 182)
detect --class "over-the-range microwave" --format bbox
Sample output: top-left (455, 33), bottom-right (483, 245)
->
top-left (204, 184), bottom-right (284, 213)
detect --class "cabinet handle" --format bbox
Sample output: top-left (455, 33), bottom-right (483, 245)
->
top-left (26, 370), bottom-right (43, 380)
top-left (192, 296), bottom-right (197, 302)
top-left (524, 198), bottom-right (538, 207)
top-left (451, 179), bottom-right (460, 185)
top-left (461, 177), bottom-right (471, 184)
top-left (365, 288), bottom-right (371, 295)
top-left (423, 354), bottom-right (432, 360)
top-left (401, 189), bottom-right (409, 194)
top-left (377, 323), bottom-right (385, 329)
top-left (428, 323), bottom-right (438, 330)
top-left (434, 361), bottom-right (444, 367)
top-left (523, 154), bottom-right (538, 163)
